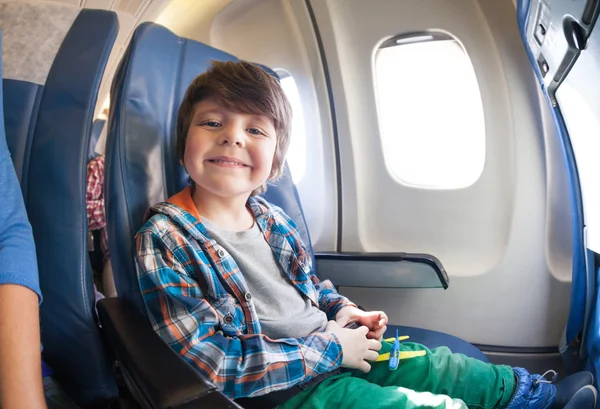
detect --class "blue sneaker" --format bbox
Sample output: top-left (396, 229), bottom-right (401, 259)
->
top-left (505, 368), bottom-right (595, 409)
top-left (550, 371), bottom-right (594, 408)
top-left (505, 368), bottom-right (555, 409)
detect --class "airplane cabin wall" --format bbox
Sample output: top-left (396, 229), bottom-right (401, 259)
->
top-left (308, 0), bottom-right (573, 347)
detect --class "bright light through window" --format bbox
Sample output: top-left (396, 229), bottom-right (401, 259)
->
top-left (278, 72), bottom-right (306, 184)
top-left (374, 34), bottom-right (485, 189)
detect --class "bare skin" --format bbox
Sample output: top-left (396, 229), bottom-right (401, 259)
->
top-left (0, 285), bottom-right (46, 409)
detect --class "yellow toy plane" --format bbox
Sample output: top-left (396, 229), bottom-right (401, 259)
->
top-left (376, 335), bottom-right (427, 363)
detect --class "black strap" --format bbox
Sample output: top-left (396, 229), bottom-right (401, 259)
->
top-left (234, 369), bottom-right (344, 409)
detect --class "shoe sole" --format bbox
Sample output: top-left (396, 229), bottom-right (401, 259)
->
top-left (587, 385), bottom-right (598, 407)
top-left (564, 385), bottom-right (598, 409)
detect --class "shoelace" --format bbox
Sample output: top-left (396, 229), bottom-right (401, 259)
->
top-left (535, 370), bottom-right (559, 384)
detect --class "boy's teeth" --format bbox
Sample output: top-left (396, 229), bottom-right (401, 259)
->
top-left (213, 159), bottom-right (242, 165)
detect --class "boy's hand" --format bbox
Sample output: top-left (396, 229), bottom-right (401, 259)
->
top-left (325, 320), bottom-right (381, 373)
top-left (335, 306), bottom-right (388, 341)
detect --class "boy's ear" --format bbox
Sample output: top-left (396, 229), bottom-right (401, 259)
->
top-left (179, 159), bottom-right (185, 167)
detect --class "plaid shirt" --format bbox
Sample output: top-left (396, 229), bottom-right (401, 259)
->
top-left (135, 186), bottom-right (355, 399)
top-left (86, 155), bottom-right (109, 260)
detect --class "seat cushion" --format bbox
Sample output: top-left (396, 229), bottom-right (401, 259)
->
top-left (386, 325), bottom-right (489, 362)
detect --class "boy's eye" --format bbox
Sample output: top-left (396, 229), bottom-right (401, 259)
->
top-left (202, 121), bottom-right (221, 127)
top-left (247, 128), bottom-right (265, 136)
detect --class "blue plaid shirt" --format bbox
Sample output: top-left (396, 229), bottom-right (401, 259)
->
top-left (135, 187), bottom-right (355, 398)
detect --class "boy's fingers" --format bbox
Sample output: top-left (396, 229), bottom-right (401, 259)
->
top-left (326, 320), bottom-right (340, 331)
top-left (367, 328), bottom-right (386, 340)
top-left (373, 325), bottom-right (387, 339)
top-left (367, 339), bottom-right (382, 351)
top-left (358, 361), bottom-right (372, 373)
top-left (365, 350), bottom-right (379, 362)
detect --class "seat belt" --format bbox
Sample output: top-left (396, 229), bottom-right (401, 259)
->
top-left (234, 368), bottom-right (344, 409)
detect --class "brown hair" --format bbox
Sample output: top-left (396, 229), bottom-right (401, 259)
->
top-left (176, 60), bottom-right (292, 195)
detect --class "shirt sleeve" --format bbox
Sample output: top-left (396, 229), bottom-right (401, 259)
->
top-left (135, 229), bottom-right (343, 399)
top-left (311, 274), bottom-right (356, 322)
top-left (0, 134), bottom-right (41, 301)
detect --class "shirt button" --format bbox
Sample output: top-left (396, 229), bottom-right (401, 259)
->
top-left (244, 292), bottom-right (252, 301)
top-left (224, 315), bottom-right (233, 324)
top-left (217, 248), bottom-right (226, 258)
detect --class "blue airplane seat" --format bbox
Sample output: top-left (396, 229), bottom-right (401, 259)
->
top-left (98, 21), bottom-right (486, 409)
top-left (1, 2), bottom-right (119, 405)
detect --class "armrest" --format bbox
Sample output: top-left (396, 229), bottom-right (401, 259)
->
top-left (315, 252), bottom-right (449, 289)
top-left (97, 297), bottom-right (241, 409)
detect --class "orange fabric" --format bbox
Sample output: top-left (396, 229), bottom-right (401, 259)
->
top-left (168, 186), bottom-right (201, 220)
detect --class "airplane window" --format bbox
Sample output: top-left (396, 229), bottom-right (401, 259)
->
top-left (374, 33), bottom-right (485, 189)
top-left (276, 70), bottom-right (306, 184)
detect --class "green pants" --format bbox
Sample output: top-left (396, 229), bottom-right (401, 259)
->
top-left (279, 342), bottom-right (516, 409)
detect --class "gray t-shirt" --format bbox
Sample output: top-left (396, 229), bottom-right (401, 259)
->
top-left (202, 218), bottom-right (327, 340)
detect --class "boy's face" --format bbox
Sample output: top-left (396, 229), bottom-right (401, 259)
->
top-left (182, 98), bottom-right (277, 199)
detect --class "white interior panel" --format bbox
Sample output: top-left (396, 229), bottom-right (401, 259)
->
top-left (84, 1), bottom-right (114, 9)
top-left (311, 0), bottom-right (572, 347)
top-left (155, 0), bottom-right (232, 44)
top-left (314, 0), bottom-right (514, 277)
top-left (208, 0), bottom-right (339, 250)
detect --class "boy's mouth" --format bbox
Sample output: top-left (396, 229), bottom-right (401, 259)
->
top-left (206, 156), bottom-right (249, 167)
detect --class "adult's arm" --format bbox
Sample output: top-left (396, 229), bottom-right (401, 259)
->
top-left (0, 134), bottom-right (45, 408)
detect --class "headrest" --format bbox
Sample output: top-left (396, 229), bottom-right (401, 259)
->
top-left (1, 3), bottom-right (119, 404)
top-left (106, 22), bottom-right (314, 317)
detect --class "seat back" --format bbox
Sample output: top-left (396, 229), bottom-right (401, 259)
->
top-left (1, 3), bottom-right (119, 404)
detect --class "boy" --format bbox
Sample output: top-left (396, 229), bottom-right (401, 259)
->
top-left (135, 61), bottom-right (596, 409)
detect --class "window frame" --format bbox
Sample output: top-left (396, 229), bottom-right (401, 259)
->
top-left (373, 31), bottom-right (486, 190)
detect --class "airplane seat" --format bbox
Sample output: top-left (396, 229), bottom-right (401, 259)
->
top-left (99, 22), bottom-right (485, 409)
top-left (0, 2), bottom-right (119, 406)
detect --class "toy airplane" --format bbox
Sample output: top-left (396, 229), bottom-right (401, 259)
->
top-left (376, 332), bottom-right (426, 365)
top-left (342, 323), bottom-right (426, 366)
top-left (375, 350), bottom-right (427, 363)
top-left (384, 335), bottom-right (410, 342)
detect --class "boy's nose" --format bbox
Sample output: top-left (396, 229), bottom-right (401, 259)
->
top-left (218, 127), bottom-right (245, 147)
